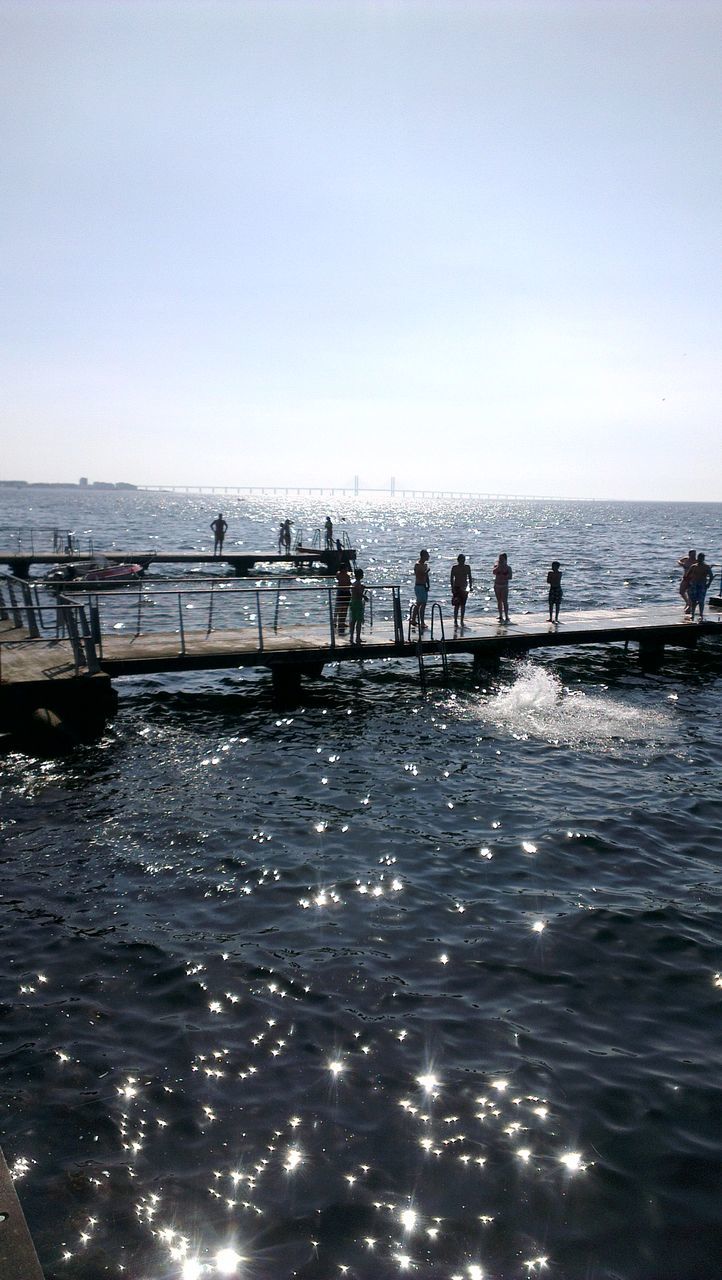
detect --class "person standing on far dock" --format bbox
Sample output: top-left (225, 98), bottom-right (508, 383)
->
top-left (283, 519), bottom-right (292, 552)
top-left (210, 513), bottom-right (228, 556)
top-left (547, 560), bottom-right (563, 622)
top-left (677, 549), bottom-right (696, 613)
top-left (411, 550), bottom-right (430, 632)
top-left (687, 552), bottom-right (713, 622)
top-left (493, 552), bottom-right (512, 623)
top-left (450, 554), bottom-right (472, 629)
top-left (324, 516), bottom-right (334, 549)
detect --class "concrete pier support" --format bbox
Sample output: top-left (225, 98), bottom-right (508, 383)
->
top-left (0, 676), bottom-right (117, 754)
top-left (473, 649), bottom-right (501, 674)
top-left (270, 662), bottom-right (325, 700)
top-left (638, 636), bottom-right (665, 671)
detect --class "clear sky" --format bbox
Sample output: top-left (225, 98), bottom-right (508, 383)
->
top-left (2, 0), bottom-right (721, 499)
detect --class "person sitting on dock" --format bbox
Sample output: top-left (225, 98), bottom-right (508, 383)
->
top-left (677, 549), bottom-right (696, 613)
top-left (450, 554), bottom-right (472, 629)
top-left (411, 550), bottom-right (430, 632)
top-left (335, 560), bottom-right (352, 634)
top-left (492, 552), bottom-right (512, 623)
top-left (686, 552), bottom-right (713, 622)
top-left (547, 560), bottom-right (563, 622)
top-left (324, 516), bottom-right (334, 550)
top-left (349, 569), bottom-right (367, 645)
top-left (210, 513), bottom-right (228, 556)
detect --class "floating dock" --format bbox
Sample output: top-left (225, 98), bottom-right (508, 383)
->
top-left (0, 547), bottom-right (355, 578)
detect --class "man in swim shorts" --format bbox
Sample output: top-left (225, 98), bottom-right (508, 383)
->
top-left (412, 550), bottom-right (430, 631)
top-left (210, 513), bottom-right (228, 556)
top-left (687, 552), bottom-right (713, 621)
top-left (450, 554), bottom-right (473, 628)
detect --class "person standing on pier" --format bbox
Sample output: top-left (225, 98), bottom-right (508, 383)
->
top-left (349, 569), bottom-right (367, 645)
top-left (450, 554), bottom-right (473, 629)
top-left (547, 560), bottom-right (563, 622)
top-left (411, 549), bottom-right (430, 632)
top-left (687, 552), bottom-right (713, 621)
top-left (282, 519), bottom-right (292, 552)
top-left (493, 552), bottom-right (512, 623)
top-left (324, 515), bottom-right (334, 550)
top-left (210, 513), bottom-right (228, 556)
top-left (335, 560), bottom-right (352, 635)
top-left (677, 549), bottom-right (696, 612)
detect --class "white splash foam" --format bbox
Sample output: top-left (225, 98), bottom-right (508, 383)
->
top-left (480, 663), bottom-right (671, 747)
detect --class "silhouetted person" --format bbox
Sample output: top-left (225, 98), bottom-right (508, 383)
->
top-left (687, 552), bottom-right (713, 621)
top-left (411, 550), bottom-right (430, 631)
top-left (450, 554), bottom-right (473, 629)
top-left (547, 560), bottom-right (563, 622)
top-left (492, 552), bottom-right (512, 623)
top-left (210, 513), bottom-right (228, 556)
top-left (324, 516), bottom-right (334, 550)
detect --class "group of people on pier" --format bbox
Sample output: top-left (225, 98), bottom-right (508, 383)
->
top-left (677, 549), bottom-right (714, 620)
top-left (332, 544), bottom-right (716, 644)
top-left (406, 549), bottom-right (561, 632)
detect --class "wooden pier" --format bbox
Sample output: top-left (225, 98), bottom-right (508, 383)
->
top-left (0, 547), bottom-right (355, 578)
top-left (69, 604), bottom-right (722, 681)
top-left (2, 588), bottom-right (720, 748)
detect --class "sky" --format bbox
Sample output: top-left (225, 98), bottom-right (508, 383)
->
top-left (2, 0), bottom-right (721, 500)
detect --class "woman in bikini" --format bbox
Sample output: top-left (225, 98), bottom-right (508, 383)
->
top-left (492, 552), bottom-right (512, 623)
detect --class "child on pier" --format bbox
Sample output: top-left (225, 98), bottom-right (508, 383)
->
top-left (349, 569), bottom-right (367, 646)
top-left (547, 561), bottom-right (563, 622)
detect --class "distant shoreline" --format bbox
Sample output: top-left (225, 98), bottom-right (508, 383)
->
top-left (0, 481), bottom-right (137, 490)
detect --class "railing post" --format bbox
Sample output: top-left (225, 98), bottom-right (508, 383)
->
top-left (6, 581), bottom-right (23, 629)
top-left (328, 587), bottom-right (335, 649)
top-left (178, 592), bottom-right (186, 655)
top-left (19, 580), bottom-right (39, 638)
top-left (77, 605), bottom-right (101, 673)
top-left (64, 607), bottom-right (83, 674)
top-left (392, 587), bottom-right (404, 645)
top-left (208, 580), bottom-right (215, 633)
top-left (136, 586), bottom-right (142, 637)
top-left (256, 589), bottom-right (263, 650)
top-left (274, 584), bottom-right (281, 632)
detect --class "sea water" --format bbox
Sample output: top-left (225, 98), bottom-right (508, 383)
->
top-left (1, 491), bottom-right (721, 1280)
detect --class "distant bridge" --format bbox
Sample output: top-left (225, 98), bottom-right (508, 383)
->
top-left (137, 480), bottom-right (578, 501)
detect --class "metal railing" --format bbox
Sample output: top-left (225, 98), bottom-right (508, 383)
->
top-left (0, 577), bottom-right (99, 679)
top-left (0, 526), bottom-right (94, 555)
top-left (61, 580), bottom-right (406, 660)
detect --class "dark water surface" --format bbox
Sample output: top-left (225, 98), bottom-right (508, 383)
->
top-left (2, 493), bottom-right (722, 1280)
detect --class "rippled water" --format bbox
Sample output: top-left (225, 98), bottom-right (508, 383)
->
top-left (2, 492), bottom-right (722, 1280)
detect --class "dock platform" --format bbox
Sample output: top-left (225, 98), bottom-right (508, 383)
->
top-left (0, 547), bottom-right (355, 578)
top-left (2, 567), bottom-right (721, 748)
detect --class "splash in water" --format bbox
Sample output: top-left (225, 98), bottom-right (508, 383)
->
top-left (480, 663), bottom-right (672, 747)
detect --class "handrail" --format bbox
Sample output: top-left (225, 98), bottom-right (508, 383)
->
top-left (0, 595), bottom-right (100, 677)
top-left (0, 526), bottom-right (90, 555)
top-left (429, 602), bottom-right (449, 681)
top-left (60, 581), bottom-right (400, 652)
